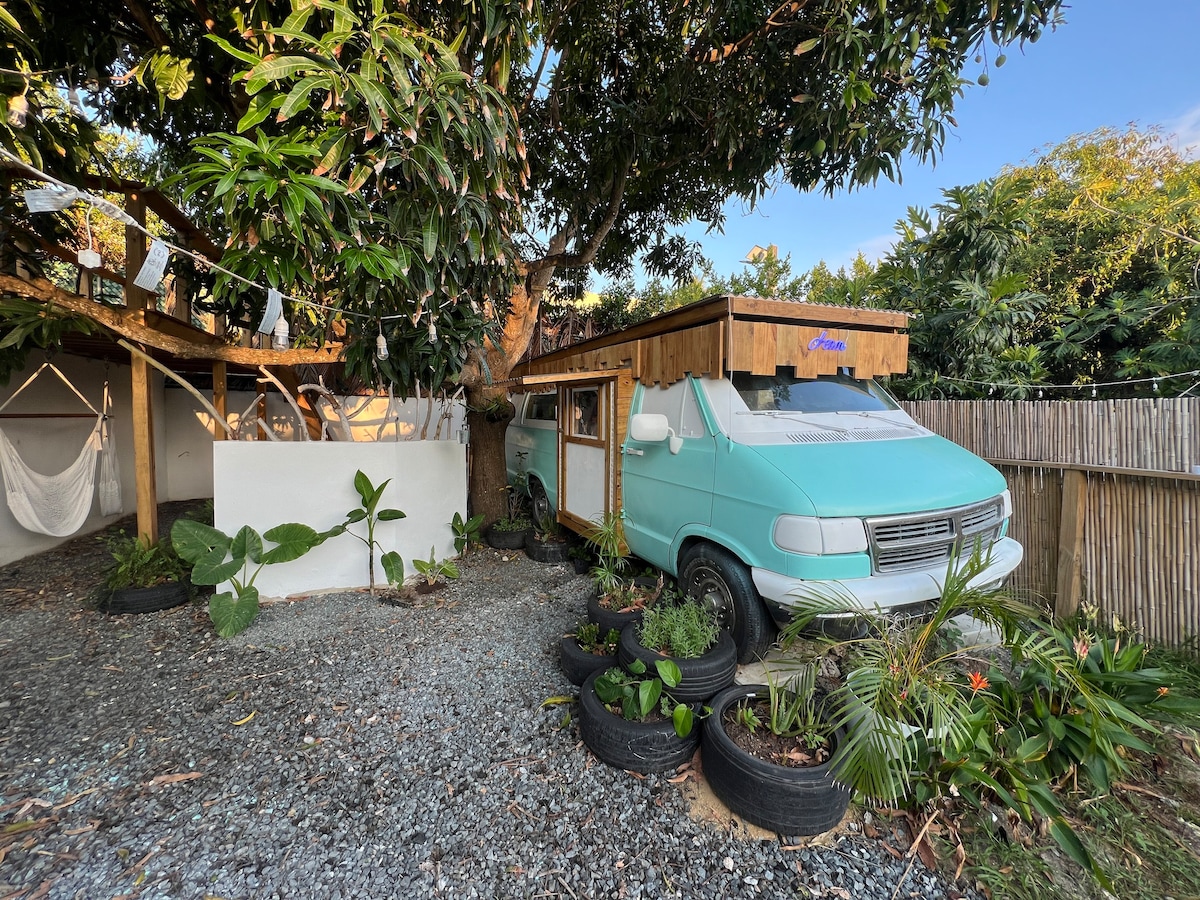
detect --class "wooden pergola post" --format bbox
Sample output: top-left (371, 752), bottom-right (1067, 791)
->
top-left (124, 190), bottom-right (159, 545)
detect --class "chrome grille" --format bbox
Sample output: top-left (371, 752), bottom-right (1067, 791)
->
top-left (866, 497), bottom-right (1005, 575)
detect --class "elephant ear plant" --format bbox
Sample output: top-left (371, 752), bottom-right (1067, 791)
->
top-left (171, 518), bottom-right (327, 638)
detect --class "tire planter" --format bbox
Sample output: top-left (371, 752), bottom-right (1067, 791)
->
top-left (486, 524), bottom-right (530, 551)
top-left (559, 635), bottom-right (616, 686)
top-left (702, 683), bottom-right (852, 836)
top-left (617, 624), bottom-right (738, 703)
top-left (586, 576), bottom-right (661, 633)
top-left (578, 669), bottom-right (700, 774)
top-left (526, 537), bottom-right (571, 564)
top-left (101, 579), bottom-right (191, 615)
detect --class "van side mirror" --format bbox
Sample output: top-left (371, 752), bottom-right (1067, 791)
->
top-left (629, 413), bottom-right (684, 455)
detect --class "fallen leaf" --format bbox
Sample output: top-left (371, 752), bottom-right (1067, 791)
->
top-left (147, 772), bottom-right (203, 787)
top-left (231, 711), bottom-right (256, 726)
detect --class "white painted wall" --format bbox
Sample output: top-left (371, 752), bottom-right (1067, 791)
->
top-left (213, 441), bottom-right (466, 597)
top-left (1, 352), bottom-right (467, 567)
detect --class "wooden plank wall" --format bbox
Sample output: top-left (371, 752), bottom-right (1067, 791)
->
top-left (904, 399), bottom-right (1200, 644)
top-left (902, 398), bottom-right (1200, 473)
top-left (730, 322), bottom-right (908, 379)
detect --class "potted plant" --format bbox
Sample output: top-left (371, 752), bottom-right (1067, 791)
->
top-left (582, 512), bottom-right (666, 630)
top-left (702, 665), bottom-right (851, 836)
top-left (559, 621), bottom-right (620, 686)
top-left (617, 598), bottom-right (738, 703)
top-left (486, 474), bottom-right (534, 550)
top-left (99, 531), bottom-right (192, 615)
top-left (526, 512), bottom-right (571, 564)
top-left (578, 659), bottom-right (699, 774)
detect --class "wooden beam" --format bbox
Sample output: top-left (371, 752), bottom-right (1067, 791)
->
top-left (121, 194), bottom-right (158, 545)
top-left (212, 360), bottom-right (228, 440)
top-left (0, 275), bottom-right (346, 365)
top-left (129, 346), bottom-right (158, 545)
top-left (1054, 468), bottom-right (1089, 619)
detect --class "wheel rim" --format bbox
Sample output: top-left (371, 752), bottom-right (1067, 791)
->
top-left (687, 563), bottom-right (739, 633)
top-left (530, 481), bottom-right (551, 524)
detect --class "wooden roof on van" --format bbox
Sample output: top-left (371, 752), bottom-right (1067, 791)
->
top-left (514, 294), bottom-right (910, 387)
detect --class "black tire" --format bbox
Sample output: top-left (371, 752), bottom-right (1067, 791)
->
top-left (586, 587), bottom-right (646, 633)
top-left (486, 524), bottom-right (529, 550)
top-left (559, 636), bottom-right (616, 686)
top-left (102, 580), bottom-right (191, 615)
top-left (679, 543), bottom-right (775, 664)
top-left (617, 624), bottom-right (737, 703)
top-left (529, 478), bottom-right (553, 527)
top-left (702, 684), bottom-right (851, 836)
top-left (578, 669), bottom-right (700, 774)
top-left (526, 537), bottom-right (571, 564)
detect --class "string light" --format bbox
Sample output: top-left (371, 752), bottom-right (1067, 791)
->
top-left (940, 370), bottom-right (1200, 396)
top-left (271, 315), bottom-right (290, 351)
top-left (375, 321), bottom-right (389, 361)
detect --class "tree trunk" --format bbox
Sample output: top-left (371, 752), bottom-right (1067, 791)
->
top-left (466, 395), bottom-right (515, 526)
top-left (461, 242), bottom-right (564, 525)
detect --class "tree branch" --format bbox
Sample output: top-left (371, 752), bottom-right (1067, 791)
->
top-left (524, 152), bottom-right (634, 275)
top-left (688, 0), bottom-right (814, 64)
top-left (122, 0), bottom-right (173, 50)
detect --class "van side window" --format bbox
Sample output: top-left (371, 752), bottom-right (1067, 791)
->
top-left (639, 380), bottom-right (705, 439)
top-left (526, 393), bottom-right (557, 422)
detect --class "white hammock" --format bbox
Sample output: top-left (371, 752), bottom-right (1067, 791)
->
top-left (0, 363), bottom-right (121, 536)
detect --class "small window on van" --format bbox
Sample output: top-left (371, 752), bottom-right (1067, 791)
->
top-left (569, 387), bottom-right (600, 438)
top-left (638, 380), bottom-right (705, 439)
top-left (526, 393), bottom-right (557, 422)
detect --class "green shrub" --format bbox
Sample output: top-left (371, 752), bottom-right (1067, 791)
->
top-left (637, 600), bottom-right (719, 658)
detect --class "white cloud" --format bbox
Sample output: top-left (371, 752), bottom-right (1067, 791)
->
top-left (1163, 103), bottom-right (1200, 159)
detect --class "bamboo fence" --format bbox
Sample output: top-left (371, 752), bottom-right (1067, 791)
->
top-left (904, 399), bottom-right (1200, 645)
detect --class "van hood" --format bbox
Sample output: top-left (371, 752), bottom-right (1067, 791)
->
top-left (749, 435), bottom-right (1007, 517)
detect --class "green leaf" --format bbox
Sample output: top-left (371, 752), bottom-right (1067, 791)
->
top-left (209, 586), bottom-right (260, 638)
top-left (377, 508), bottom-right (407, 521)
top-left (171, 519), bottom-right (231, 565)
top-left (190, 545), bottom-right (242, 586)
top-left (638, 678), bottom-right (662, 718)
top-left (381, 551), bottom-right (405, 587)
top-left (260, 523), bottom-right (321, 564)
top-left (231, 526), bottom-right (264, 565)
top-left (654, 659), bottom-right (682, 689)
top-left (353, 469), bottom-right (373, 503)
top-left (247, 54), bottom-right (321, 93)
top-left (422, 219), bottom-right (437, 262)
top-left (344, 509), bottom-right (367, 524)
top-left (672, 704), bottom-right (694, 738)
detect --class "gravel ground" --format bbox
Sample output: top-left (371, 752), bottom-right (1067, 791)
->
top-left (0, 522), bottom-right (979, 900)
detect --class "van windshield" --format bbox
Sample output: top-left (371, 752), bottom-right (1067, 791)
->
top-left (731, 372), bottom-right (899, 414)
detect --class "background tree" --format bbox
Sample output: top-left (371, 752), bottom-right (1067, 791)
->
top-left (868, 129), bottom-right (1200, 399)
top-left (1, 0), bottom-right (1066, 521)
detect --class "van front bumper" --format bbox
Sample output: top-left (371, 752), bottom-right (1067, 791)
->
top-left (751, 537), bottom-right (1024, 627)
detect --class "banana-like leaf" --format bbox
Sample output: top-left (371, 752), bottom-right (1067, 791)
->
top-left (381, 550), bottom-right (404, 587)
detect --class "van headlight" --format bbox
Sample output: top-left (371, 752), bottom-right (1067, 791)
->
top-left (773, 516), bottom-right (868, 555)
top-left (1000, 489), bottom-right (1013, 519)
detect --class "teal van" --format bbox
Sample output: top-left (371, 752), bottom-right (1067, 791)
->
top-left (507, 296), bottom-right (1020, 662)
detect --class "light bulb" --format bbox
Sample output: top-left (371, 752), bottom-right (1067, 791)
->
top-left (376, 331), bottom-right (389, 361)
top-left (271, 315), bottom-right (289, 351)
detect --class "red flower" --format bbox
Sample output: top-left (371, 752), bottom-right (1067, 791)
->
top-left (968, 671), bottom-right (989, 695)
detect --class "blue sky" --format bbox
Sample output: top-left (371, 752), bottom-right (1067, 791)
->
top-left (685, 0), bottom-right (1200, 279)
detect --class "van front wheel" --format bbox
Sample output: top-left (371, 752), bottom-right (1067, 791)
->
top-left (679, 544), bottom-right (775, 664)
